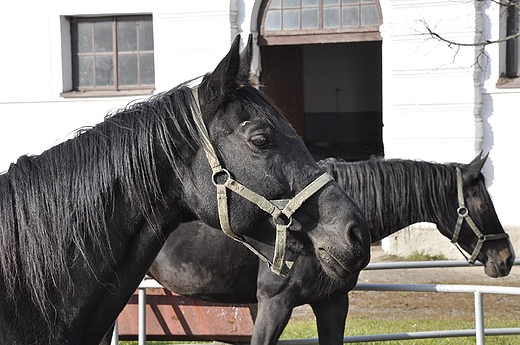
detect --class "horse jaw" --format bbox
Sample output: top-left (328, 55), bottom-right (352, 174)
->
top-left (309, 222), bottom-right (371, 280)
top-left (482, 243), bottom-right (515, 278)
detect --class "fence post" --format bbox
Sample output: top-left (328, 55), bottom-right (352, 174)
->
top-left (138, 287), bottom-right (146, 345)
top-left (110, 320), bottom-right (118, 345)
top-left (474, 291), bottom-right (485, 345)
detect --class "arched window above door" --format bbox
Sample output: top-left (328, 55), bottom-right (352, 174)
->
top-left (258, 0), bottom-right (382, 45)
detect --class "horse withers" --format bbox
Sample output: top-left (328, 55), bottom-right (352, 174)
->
top-left (0, 35), bottom-right (370, 345)
top-left (147, 153), bottom-right (514, 345)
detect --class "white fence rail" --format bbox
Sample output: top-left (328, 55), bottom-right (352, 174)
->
top-left (112, 259), bottom-right (520, 345)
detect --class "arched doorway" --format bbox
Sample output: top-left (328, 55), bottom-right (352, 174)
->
top-left (257, 0), bottom-right (383, 161)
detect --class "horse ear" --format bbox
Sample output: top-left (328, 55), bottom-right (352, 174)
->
top-left (203, 35), bottom-right (241, 102)
top-left (468, 151), bottom-right (489, 172)
top-left (237, 34), bottom-right (253, 85)
top-left (468, 151), bottom-right (483, 166)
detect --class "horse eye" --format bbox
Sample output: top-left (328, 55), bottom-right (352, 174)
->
top-left (250, 135), bottom-right (269, 148)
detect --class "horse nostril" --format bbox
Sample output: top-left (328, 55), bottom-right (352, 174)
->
top-left (507, 253), bottom-right (515, 269)
top-left (348, 225), bottom-right (365, 244)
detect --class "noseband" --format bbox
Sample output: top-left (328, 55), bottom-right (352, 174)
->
top-left (450, 166), bottom-right (509, 265)
top-left (190, 86), bottom-right (333, 275)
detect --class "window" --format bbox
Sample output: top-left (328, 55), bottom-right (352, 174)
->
top-left (506, 1), bottom-right (519, 78)
top-left (263, 0), bottom-right (380, 32)
top-left (260, 0), bottom-right (382, 45)
top-left (69, 15), bottom-right (154, 94)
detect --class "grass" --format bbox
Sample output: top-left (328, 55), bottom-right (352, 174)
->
top-left (280, 317), bottom-right (520, 344)
top-left (406, 250), bottom-right (447, 261)
top-left (119, 316), bottom-right (520, 344)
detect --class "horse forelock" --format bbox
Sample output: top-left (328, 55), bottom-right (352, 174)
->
top-left (0, 84), bottom-right (205, 330)
top-left (233, 85), bottom-right (296, 138)
top-left (318, 158), bottom-right (459, 241)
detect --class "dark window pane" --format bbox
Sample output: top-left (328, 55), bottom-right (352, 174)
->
top-left (95, 55), bottom-right (114, 86)
top-left (78, 56), bottom-right (94, 87)
top-left (507, 4), bottom-right (519, 77)
top-left (515, 40), bottom-right (520, 77)
top-left (77, 22), bottom-right (93, 53)
top-left (324, 0), bottom-right (339, 5)
top-left (94, 21), bottom-right (113, 53)
top-left (140, 53), bottom-right (155, 85)
top-left (139, 19), bottom-right (154, 51)
top-left (343, 0), bottom-right (359, 3)
top-left (302, 0), bottom-right (318, 6)
top-left (118, 20), bottom-right (137, 52)
top-left (119, 54), bottom-right (138, 85)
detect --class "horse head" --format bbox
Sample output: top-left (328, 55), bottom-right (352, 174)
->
top-left (181, 35), bottom-right (371, 279)
top-left (452, 152), bottom-right (515, 277)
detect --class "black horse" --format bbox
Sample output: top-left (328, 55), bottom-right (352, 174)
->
top-left (147, 154), bottom-right (514, 345)
top-left (0, 35), bottom-right (371, 344)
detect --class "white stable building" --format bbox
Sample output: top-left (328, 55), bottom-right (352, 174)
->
top-left (0, 0), bottom-right (518, 258)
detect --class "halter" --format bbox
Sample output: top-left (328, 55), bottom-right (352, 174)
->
top-left (450, 166), bottom-right (509, 265)
top-left (190, 86), bottom-right (333, 275)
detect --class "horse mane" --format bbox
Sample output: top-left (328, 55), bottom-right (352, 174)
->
top-left (318, 157), bottom-right (460, 241)
top-left (0, 84), bottom-right (205, 324)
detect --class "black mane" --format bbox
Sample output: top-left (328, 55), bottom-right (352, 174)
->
top-left (318, 157), bottom-right (460, 241)
top-left (0, 84), bottom-right (204, 322)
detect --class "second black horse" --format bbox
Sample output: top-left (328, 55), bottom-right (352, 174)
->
top-left (147, 154), bottom-right (514, 345)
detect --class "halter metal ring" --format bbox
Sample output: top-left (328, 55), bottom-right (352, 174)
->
top-left (212, 169), bottom-right (231, 186)
top-left (457, 207), bottom-right (469, 217)
top-left (274, 214), bottom-right (293, 227)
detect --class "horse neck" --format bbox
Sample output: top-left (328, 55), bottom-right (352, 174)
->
top-left (334, 160), bottom-right (457, 243)
top-left (0, 95), bottom-right (190, 330)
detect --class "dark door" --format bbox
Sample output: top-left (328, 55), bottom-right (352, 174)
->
top-left (260, 45), bottom-right (304, 138)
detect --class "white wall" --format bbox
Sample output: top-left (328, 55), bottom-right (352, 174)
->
top-left (0, 0), bottom-right (235, 172)
top-left (479, 1), bottom-right (520, 228)
top-left (381, 0), bottom-right (482, 164)
top-left (380, 0), bottom-right (519, 257)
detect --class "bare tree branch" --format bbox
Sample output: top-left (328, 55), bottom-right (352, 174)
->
top-left (422, 0), bottom-right (519, 47)
top-left (420, 0), bottom-right (519, 72)
top-left (423, 21), bottom-right (520, 48)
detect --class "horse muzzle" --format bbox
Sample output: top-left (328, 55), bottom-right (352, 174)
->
top-left (306, 185), bottom-right (371, 280)
top-left (482, 244), bottom-right (515, 278)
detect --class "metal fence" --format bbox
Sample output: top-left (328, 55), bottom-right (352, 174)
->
top-left (112, 259), bottom-right (520, 345)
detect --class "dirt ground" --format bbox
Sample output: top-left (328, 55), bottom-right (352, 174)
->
top-left (291, 245), bottom-right (520, 322)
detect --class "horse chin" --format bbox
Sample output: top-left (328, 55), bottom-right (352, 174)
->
top-left (315, 251), bottom-right (357, 280)
top-left (482, 247), bottom-right (515, 278)
top-left (315, 244), bottom-right (369, 280)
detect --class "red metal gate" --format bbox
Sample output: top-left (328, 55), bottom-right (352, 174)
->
top-left (117, 289), bottom-right (254, 342)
